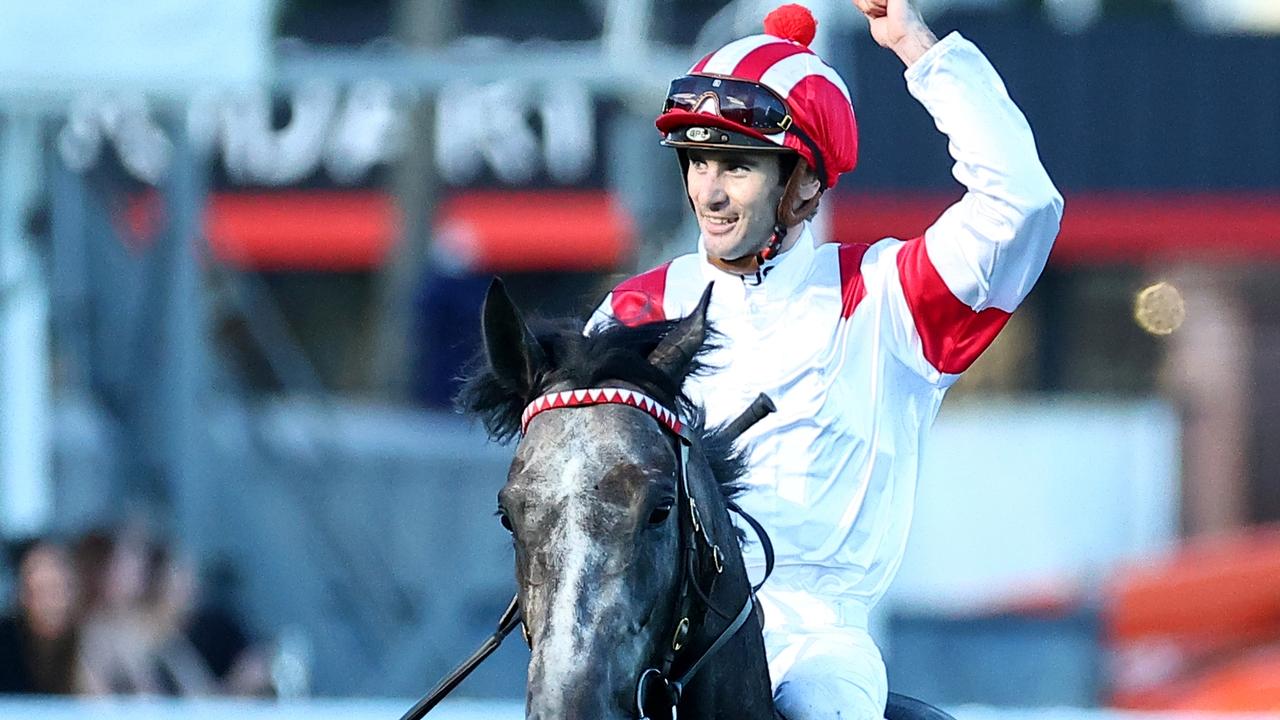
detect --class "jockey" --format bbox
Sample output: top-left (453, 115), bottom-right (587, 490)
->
top-left (591, 1), bottom-right (1063, 718)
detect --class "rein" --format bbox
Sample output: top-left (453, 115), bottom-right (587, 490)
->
top-left (400, 389), bottom-right (776, 720)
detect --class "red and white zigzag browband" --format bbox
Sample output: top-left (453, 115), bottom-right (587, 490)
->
top-left (520, 387), bottom-right (684, 436)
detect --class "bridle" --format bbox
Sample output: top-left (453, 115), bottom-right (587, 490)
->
top-left (401, 387), bottom-right (775, 720)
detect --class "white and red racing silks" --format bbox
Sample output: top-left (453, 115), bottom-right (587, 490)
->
top-left (591, 33), bottom-right (1063, 619)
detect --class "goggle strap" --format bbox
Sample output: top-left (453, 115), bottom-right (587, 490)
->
top-left (786, 124), bottom-right (827, 190)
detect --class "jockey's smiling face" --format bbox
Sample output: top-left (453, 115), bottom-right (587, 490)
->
top-left (686, 148), bottom-right (787, 262)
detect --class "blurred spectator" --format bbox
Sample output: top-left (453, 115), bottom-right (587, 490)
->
top-left (145, 546), bottom-right (274, 696)
top-left (142, 544), bottom-right (217, 695)
top-left (0, 538), bottom-right (80, 694)
top-left (187, 569), bottom-right (275, 697)
top-left (74, 527), bottom-right (163, 694)
top-left (73, 526), bottom-right (273, 697)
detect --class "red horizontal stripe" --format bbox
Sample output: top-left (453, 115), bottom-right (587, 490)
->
top-left (134, 190), bottom-right (1280, 272)
top-left (832, 192), bottom-right (1280, 264)
top-left (195, 190), bottom-right (632, 272)
top-left (435, 191), bottom-right (633, 273)
top-left (1051, 193), bottom-right (1280, 264)
top-left (206, 190), bottom-right (398, 271)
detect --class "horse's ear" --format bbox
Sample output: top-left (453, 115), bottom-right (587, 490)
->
top-left (648, 283), bottom-right (713, 381)
top-left (482, 278), bottom-right (545, 396)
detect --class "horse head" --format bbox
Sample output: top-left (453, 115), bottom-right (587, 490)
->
top-left (458, 280), bottom-right (774, 720)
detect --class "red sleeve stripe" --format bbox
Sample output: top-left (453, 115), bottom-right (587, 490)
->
top-left (839, 243), bottom-right (871, 319)
top-left (610, 262), bottom-right (672, 327)
top-left (895, 238), bottom-right (1011, 375)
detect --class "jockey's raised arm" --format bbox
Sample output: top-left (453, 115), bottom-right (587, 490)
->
top-left (854, 31), bottom-right (1064, 385)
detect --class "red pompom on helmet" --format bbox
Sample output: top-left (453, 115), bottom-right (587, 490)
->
top-left (656, 3), bottom-right (858, 188)
top-left (763, 4), bottom-right (817, 47)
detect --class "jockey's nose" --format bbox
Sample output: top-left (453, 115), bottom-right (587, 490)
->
top-left (706, 185), bottom-right (729, 210)
top-left (691, 173), bottom-right (729, 212)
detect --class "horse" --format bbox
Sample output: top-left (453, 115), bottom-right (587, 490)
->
top-left (412, 279), bottom-right (955, 720)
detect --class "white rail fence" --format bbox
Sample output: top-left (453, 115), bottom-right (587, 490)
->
top-left (0, 698), bottom-right (1274, 720)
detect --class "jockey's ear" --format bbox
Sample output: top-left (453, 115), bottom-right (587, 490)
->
top-left (796, 161), bottom-right (821, 203)
top-left (780, 160), bottom-right (823, 226)
top-left (648, 283), bottom-right (713, 382)
top-left (481, 278), bottom-right (545, 398)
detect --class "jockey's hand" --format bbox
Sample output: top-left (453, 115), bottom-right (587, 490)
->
top-left (852, 0), bottom-right (938, 66)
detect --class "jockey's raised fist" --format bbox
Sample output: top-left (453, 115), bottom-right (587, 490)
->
top-left (851, 0), bottom-right (937, 65)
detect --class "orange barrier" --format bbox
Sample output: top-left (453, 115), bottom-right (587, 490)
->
top-left (1104, 525), bottom-right (1280, 647)
top-left (1173, 647), bottom-right (1280, 712)
top-left (1102, 525), bottom-right (1280, 711)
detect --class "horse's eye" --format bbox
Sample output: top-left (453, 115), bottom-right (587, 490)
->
top-left (647, 501), bottom-right (674, 527)
top-left (497, 509), bottom-right (514, 533)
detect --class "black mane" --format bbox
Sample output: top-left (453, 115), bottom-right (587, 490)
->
top-left (456, 316), bottom-right (746, 507)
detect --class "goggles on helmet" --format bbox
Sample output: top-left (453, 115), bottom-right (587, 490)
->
top-left (662, 74), bottom-right (793, 134)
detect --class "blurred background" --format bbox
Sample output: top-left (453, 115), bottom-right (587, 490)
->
top-left (1, 0), bottom-right (1279, 717)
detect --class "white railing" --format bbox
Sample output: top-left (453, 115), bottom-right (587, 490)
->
top-left (0, 697), bottom-right (519, 720)
top-left (0, 697), bottom-right (1274, 720)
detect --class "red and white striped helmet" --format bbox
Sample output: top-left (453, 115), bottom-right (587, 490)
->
top-left (656, 4), bottom-right (858, 188)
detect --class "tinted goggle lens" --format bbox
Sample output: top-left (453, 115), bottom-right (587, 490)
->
top-left (662, 75), bottom-right (792, 133)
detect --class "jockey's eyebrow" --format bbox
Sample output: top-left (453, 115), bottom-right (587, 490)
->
top-left (687, 149), bottom-right (768, 167)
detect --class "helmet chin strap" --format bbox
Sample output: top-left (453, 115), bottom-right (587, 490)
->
top-left (756, 221), bottom-right (788, 264)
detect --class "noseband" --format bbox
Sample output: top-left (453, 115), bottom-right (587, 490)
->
top-left (523, 387), bottom-right (775, 720)
top-left (401, 387), bottom-right (774, 720)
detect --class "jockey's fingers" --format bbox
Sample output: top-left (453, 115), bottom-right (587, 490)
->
top-left (853, 0), bottom-right (888, 18)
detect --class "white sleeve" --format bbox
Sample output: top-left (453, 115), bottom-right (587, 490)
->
top-left (866, 32), bottom-right (1064, 386)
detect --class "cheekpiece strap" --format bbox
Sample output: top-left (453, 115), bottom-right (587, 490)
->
top-left (521, 387), bottom-right (685, 437)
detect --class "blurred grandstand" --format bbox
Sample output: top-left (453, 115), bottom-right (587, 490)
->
top-left (2, 0), bottom-right (1280, 716)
